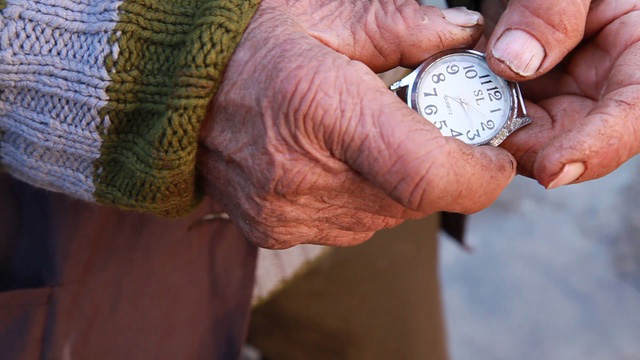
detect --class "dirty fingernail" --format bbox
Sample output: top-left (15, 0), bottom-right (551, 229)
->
top-left (442, 7), bottom-right (481, 27)
top-left (492, 30), bottom-right (545, 77)
top-left (547, 162), bottom-right (586, 189)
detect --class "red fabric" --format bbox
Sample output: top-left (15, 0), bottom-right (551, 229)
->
top-left (0, 175), bottom-right (257, 359)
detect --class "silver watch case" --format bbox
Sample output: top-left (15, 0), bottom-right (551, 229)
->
top-left (390, 49), bottom-right (531, 147)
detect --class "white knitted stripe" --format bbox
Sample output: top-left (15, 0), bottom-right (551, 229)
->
top-left (0, 0), bottom-right (122, 200)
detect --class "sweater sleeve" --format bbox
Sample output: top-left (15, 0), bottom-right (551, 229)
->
top-left (0, 0), bottom-right (260, 216)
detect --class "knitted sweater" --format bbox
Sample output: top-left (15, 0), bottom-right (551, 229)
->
top-left (0, 0), bottom-right (260, 216)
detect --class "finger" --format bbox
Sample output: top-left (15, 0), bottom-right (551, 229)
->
top-left (506, 14), bottom-right (640, 187)
top-left (510, 5), bottom-right (640, 102)
top-left (292, 192), bottom-right (407, 232)
top-left (302, 3), bottom-right (484, 72)
top-left (298, 178), bottom-right (424, 220)
top-left (534, 87), bottom-right (640, 189)
top-left (500, 96), bottom-right (594, 178)
top-left (485, 0), bottom-right (590, 81)
top-left (324, 63), bottom-right (517, 214)
top-left (584, 0), bottom-right (640, 38)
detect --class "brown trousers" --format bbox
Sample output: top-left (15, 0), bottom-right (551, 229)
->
top-left (0, 174), bottom-right (257, 360)
top-left (249, 216), bottom-right (448, 360)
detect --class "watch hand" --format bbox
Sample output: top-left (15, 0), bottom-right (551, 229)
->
top-left (448, 96), bottom-right (474, 129)
top-left (465, 100), bottom-right (490, 119)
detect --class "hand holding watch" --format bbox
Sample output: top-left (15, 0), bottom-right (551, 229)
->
top-left (391, 50), bottom-right (530, 146)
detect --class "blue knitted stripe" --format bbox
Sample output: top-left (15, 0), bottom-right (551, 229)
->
top-left (0, 0), bottom-right (122, 200)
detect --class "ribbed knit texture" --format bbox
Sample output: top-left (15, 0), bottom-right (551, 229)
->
top-left (0, 0), bottom-right (260, 215)
top-left (0, 1), bottom-right (10, 175)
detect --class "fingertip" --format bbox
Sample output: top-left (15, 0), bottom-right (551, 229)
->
top-left (486, 29), bottom-right (546, 81)
top-left (532, 130), bottom-right (599, 189)
top-left (394, 6), bottom-right (484, 68)
top-left (475, 143), bottom-right (518, 183)
top-left (545, 162), bottom-right (586, 189)
top-left (441, 7), bottom-right (484, 28)
top-left (433, 141), bottom-right (517, 214)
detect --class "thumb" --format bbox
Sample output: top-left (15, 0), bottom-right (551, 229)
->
top-left (327, 71), bottom-right (517, 214)
top-left (302, 3), bottom-right (485, 72)
top-left (485, 0), bottom-right (590, 80)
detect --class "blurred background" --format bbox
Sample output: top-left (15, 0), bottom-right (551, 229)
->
top-left (441, 156), bottom-right (640, 360)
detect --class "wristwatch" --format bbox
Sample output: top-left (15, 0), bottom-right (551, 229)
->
top-left (390, 49), bottom-right (531, 146)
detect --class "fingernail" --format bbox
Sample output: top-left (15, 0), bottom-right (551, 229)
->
top-left (442, 7), bottom-right (481, 27)
top-left (547, 162), bottom-right (586, 189)
top-left (508, 159), bottom-right (517, 183)
top-left (492, 30), bottom-right (545, 77)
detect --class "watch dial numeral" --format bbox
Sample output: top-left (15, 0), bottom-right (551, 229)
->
top-left (488, 88), bottom-right (503, 101)
top-left (432, 73), bottom-right (446, 83)
top-left (490, 108), bottom-right (502, 114)
top-left (466, 129), bottom-right (481, 141)
top-left (424, 104), bottom-right (438, 116)
top-left (446, 64), bottom-right (460, 75)
top-left (463, 65), bottom-right (478, 79)
top-left (486, 86), bottom-right (503, 102)
top-left (423, 88), bottom-right (438, 97)
top-left (481, 120), bottom-right (495, 131)
top-left (450, 129), bottom-right (463, 138)
top-left (435, 120), bottom-right (448, 130)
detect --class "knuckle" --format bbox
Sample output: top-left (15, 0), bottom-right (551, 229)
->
top-left (274, 57), bottom-right (373, 160)
top-left (269, 57), bottom-right (347, 142)
top-left (351, 1), bottom-right (419, 65)
top-left (237, 196), bottom-right (291, 249)
top-left (239, 194), bottom-right (320, 249)
top-left (517, 0), bottom-right (586, 44)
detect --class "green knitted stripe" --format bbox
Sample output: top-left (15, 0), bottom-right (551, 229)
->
top-left (0, 1), bottom-right (6, 11)
top-left (97, 0), bottom-right (260, 216)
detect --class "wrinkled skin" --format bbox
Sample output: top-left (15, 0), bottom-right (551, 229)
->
top-left (483, 0), bottom-right (640, 186)
top-left (198, 0), bottom-right (517, 249)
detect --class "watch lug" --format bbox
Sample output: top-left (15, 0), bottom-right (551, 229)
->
top-left (507, 82), bottom-right (532, 135)
top-left (389, 79), bottom-right (407, 92)
top-left (389, 70), bottom-right (417, 92)
top-left (515, 82), bottom-right (529, 118)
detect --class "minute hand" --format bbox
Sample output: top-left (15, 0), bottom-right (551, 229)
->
top-left (465, 101), bottom-right (490, 119)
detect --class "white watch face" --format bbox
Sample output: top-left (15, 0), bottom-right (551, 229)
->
top-left (416, 52), bottom-right (512, 145)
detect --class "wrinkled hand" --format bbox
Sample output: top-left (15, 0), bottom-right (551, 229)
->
top-left (483, 0), bottom-right (640, 188)
top-left (198, 0), bottom-right (516, 249)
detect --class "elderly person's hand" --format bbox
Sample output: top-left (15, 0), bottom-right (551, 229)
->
top-left (483, 0), bottom-right (640, 188)
top-left (197, 0), bottom-right (516, 249)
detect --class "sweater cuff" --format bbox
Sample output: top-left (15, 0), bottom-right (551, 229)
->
top-left (0, 0), bottom-right (261, 216)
